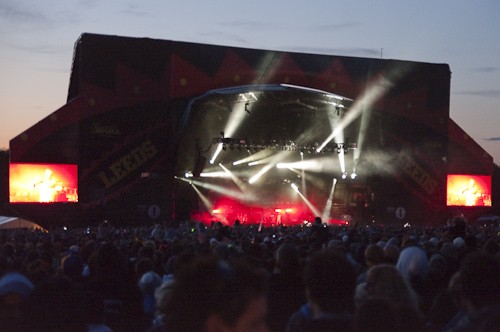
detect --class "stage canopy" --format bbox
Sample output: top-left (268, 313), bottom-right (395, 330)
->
top-left (0, 216), bottom-right (45, 231)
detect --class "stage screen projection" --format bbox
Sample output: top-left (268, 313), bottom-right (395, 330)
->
top-left (9, 163), bottom-right (78, 203)
top-left (446, 174), bottom-right (492, 207)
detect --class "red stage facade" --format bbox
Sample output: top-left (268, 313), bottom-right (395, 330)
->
top-left (8, 33), bottom-right (494, 227)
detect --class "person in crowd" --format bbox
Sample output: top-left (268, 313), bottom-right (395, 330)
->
top-left (355, 264), bottom-right (426, 332)
top-left (97, 220), bottom-right (114, 241)
top-left (442, 252), bottom-right (500, 331)
top-left (61, 245), bottom-right (86, 283)
top-left (308, 216), bottom-right (330, 247)
top-left (354, 298), bottom-right (401, 332)
top-left (84, 242), bottom-right (150, 332)
top-left (21, 275), bottom-right (96, 332)
top-left (363, 264), bottom-right (421, 310)
top-left (286, 249), bottom-right (357, 332)
top-left (436, 242), bottom-right (460, 276)
top-left (135, 257), bottom-right (156, 280)
top-left (149, 278), bottom-right (175, 330)
top-left (138, 270), bottom-right (163, 321)
top-left (426, 270), bottom-right (462, 332)
top-left (396, 235), bottom-right (429, 297)
top-left (419, 239), bottom-right (464, 317)
top-left (356, 243), bottom-right (385, 285)
top-left (267, 242), bottom-right (306, 332)
top-left (0, 271), bottom-right (34, 332)
top-left (383, 242), bottom-right (400, 264)
top-left (162, 255), bottom-right (270, 332)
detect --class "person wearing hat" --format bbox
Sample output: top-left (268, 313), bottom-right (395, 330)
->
top-left (62, 245), bottom-right (86, 282)
top-left (138, 271), bottom-right (163, 319)
top-left (0, 272), bottom-right (34, 331)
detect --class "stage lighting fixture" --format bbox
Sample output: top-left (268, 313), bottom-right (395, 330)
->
top-left (351, 172), bottom-right (357, 179)
top-left (342, 172), bottom-right (347, 179)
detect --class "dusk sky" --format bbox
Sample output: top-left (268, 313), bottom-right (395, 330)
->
top-left (1, 0), bottom-right (499, 164)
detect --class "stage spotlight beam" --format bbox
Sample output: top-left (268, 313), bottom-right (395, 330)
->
top-left (249, 163), bottom-right (274, 184)
top-left (276, 156), bottom-right (339, 175)
top-left (248, 151), bottom-right (291, 184)
top-left (232, 149), bottom-right (274, 166)
top-left (321, 178), bottom-right (337, 222)
top-left (338, 149), bottom-right (346, 174)
top-left (191, 184), bottom-right (213, 214)
top-left (189, 178), bottom-right (258, 203)
top-left (301, 151), bottom-right (307, 196)
top-left (316, 74), bottom-right (394, 154)
top-left (291, 184), bottom-right (321, 218)
top-left (219, 163), bottom-right (248, 192)
top-left (199, 171), bottom-right (230, 178)
top-left (209, 143), bottom-right (223, 165)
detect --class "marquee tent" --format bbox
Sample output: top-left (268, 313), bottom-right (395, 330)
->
top-left (0, 216), bottom-right (45, 230)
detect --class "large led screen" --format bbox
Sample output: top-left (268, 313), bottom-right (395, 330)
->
top-left (446, 174), bottom-right (491, 207)
top-left (9, 163), bottom-right (78, 203)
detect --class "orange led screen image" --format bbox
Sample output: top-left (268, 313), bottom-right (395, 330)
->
top-left (9, 163), bottom-right (78, 203)
top-left (446, 174), bottom-right (491, 207)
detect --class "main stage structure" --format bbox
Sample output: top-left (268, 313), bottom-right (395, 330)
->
top-left (8, 33), bottom-right (494, 228)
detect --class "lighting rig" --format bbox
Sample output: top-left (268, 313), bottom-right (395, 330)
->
top-left (213, 137), bottom-right (357, 154)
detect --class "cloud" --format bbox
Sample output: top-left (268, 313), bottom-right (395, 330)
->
top-left (0, 2), bottom-right (47, 23)
top-left (0, 39), bottom-right (65, 54)
top-left (0, 1), bottom-right (80, 36)
top-left (76, 0), bottom-right (101, 9)
top-left (121, 4), bottom-right (150, 17)
top-left (454, 90), bottom-right (500, 98)
top-left (484, 137), bottom-right (500, 141)
top-left (309, 22), bottom-right (359, 31)
top-left (471, 66), bottom-right (499, 73)
top-left (218, 20), bottom-right (275, 29)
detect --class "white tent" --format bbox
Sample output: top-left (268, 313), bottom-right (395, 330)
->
top-left (0, 216), bottom-right (45, 231)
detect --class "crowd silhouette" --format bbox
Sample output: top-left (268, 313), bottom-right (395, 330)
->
top-left (0, 215), bottom-right (498, 331)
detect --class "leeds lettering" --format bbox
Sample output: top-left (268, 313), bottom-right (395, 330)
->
top-left (98, 140), bottom-right (158, 189)
top-left (398, 153), bottom-right (437, 195)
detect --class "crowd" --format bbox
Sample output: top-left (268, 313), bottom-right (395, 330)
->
top-left (0, 215), bottom-right (498, 332)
